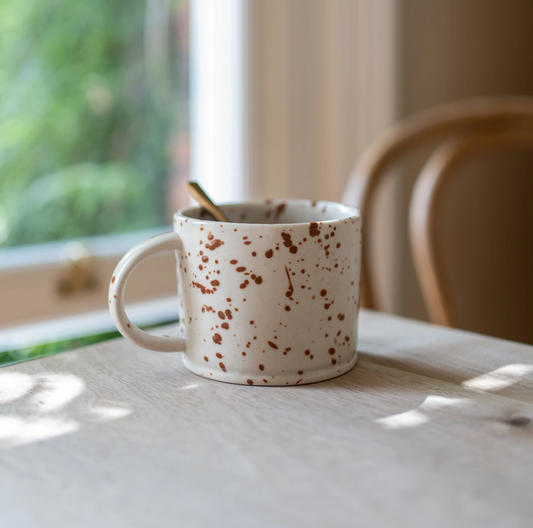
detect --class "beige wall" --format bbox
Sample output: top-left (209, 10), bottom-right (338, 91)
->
top-left (246, 0), bottom-right (399, 203)
top-left (390, 0), bottom-right (533, 338)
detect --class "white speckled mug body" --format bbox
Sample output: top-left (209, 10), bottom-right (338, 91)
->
top-left (174, 200), bottom-right (362, 386)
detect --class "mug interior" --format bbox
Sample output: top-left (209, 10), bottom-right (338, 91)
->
top-left (178, 199), bottom-right (360, 225)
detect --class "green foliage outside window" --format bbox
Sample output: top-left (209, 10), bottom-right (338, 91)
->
top-left (0, 0), bottom-right (187, 247)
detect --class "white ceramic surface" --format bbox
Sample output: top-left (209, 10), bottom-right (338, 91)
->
top-left (109, 199), bottom-right (362, 386)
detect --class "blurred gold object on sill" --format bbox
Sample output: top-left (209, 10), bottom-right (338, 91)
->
top-left (56, 242), bottom-right (100, 297)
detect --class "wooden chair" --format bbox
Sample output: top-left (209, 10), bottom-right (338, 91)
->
top-left (410, 130), bottom-right (533, 343)
top-left (342, 96), bottom-right (533, 343)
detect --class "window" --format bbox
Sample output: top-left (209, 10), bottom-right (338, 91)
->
top-left (0, 0), bottom-right (189, 248)
top-left (0, 0), bottom-right (190, 332)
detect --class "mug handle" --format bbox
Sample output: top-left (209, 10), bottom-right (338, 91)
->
top-left (108, 232), bottom-right (186, 352)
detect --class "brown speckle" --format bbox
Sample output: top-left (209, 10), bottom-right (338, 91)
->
top-left (285, 306), bottom-right (291, 311)
top-left (298, 371), bottom-right (303, 375)
top-left (265, 249), bottom-right (273, 258)
top-left (192, 282), bottom-right (213, 294)
top-left (329, 348), bottom-right (335, 355)
top-left (111, 276), bottom-right (116, 283)
top-left (252, 252), bottom-right (257, 257)
top-left (236, 267), bottom-right (246, 272)
top-left (247, 379), bottom-right (254, 385)
top-left (284, 266), bottom-right (294, 297)
top-left (331, 359), bottom-right (337, 365)
top-left (221, 322), bottom-right (229, 330)
top-left (218, 311), bottom-right (226, 320)
top-left (250, 320), bottom-right (254, 324)
top-left (320, 289), bottom-right (327, 296)
top-left (309, 222), bottom-right (320, 237)
top-left (205, 239), bottom-right (224, 251)
top-left (216, 352), bottom-right (223, 359)
top-left (336, 243), bottom-right (341, 248)
top-left (268, 341), bottom-right (278, 349)
top-left (219, 362), bottom-right (226, 372)
top-left (305, 350), bottom-right (310, 355)
top-left (337, 313), bottom-right (345, 321)
top-left (259, 365), bottom-right (264, 371)
top-left (211, 280), bottom-right (220, 287)
top-left (212, 333), bottom-right (222, 345)
top-left (204, 356), bottom-right (209, 362)
top-left (255, 276), bottom-right (263, 285)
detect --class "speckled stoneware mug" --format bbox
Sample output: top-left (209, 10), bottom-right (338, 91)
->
top-left (109, 199), bottom-right (362, 386)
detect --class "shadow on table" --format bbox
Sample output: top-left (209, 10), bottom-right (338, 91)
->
top-left (329, 349), bottom-right (533, 405)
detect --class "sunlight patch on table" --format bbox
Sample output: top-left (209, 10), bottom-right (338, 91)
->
top-left (376, 409), bottom-right (428, 429)
top-left (462, 364), bottom-right (533, 392)
top-left (178, 383), bottom-right (199, 391)
top-left (376, 395), bottom-right (469, 430)
top-left (30, 373), bottom-right (85, 411)
top-left (0, 416), bottom-right (79, 448)
top-left (90, 405), bottom-right (132, 421)
top-left (0, 373), bottom-right (33, 403)
top-left (418, 395), bottom-right (467, 410)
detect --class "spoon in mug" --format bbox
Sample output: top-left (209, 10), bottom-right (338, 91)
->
top-left (186, 181), bottom-right (229, 222)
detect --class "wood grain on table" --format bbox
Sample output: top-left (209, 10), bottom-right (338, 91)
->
top-left (1, 309), bottom-right (533, 528)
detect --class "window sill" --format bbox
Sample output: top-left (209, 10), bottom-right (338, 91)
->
top-left (0, 228), bottom-right (177, 328)
top-left (0, 296), bottom-right (179, 365)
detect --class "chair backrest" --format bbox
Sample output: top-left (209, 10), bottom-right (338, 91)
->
top-left (342, 96), bottom-right (533, 340)
top-left (410, 130), bottom-right (533, 344)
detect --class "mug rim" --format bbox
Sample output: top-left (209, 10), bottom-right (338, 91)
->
top-left (175, 199), bottom-right (361, 227)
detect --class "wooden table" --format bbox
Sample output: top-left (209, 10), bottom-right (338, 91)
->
top-left (1, 309), bottom-right (533, 528)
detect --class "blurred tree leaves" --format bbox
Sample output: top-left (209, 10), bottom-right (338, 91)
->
top-left (0, 0), bottom-right (185, 247)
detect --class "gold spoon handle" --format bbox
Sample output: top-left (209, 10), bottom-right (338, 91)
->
top-left (186, 181), bottom-right (229, 222)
